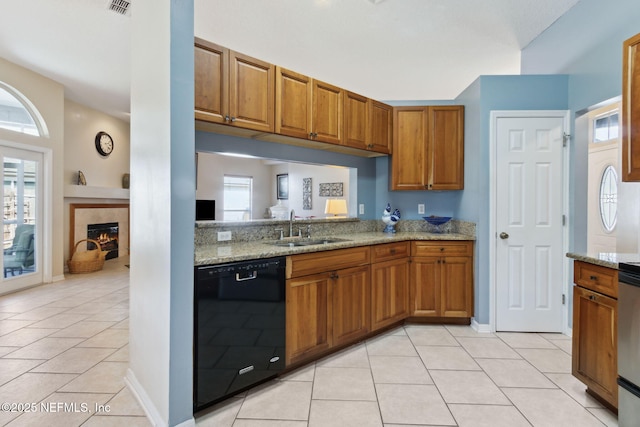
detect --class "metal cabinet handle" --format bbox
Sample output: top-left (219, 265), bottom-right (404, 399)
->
top-left (589, 275), bottom-right (598, 281)
top-left (499, 232), bottom-right (509, 239)
top-left (224, 115), bottom-right (231, 122)
top-left (230, 117), bottom-right (236, 122)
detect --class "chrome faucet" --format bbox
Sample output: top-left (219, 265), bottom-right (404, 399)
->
top-left (289, 209), bottom-right (295, 237)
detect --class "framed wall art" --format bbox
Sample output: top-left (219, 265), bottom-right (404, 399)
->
top-left (277, 174), bottom-right (289, 200)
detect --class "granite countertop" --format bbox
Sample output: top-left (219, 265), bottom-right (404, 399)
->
top-left (566, 251), bottom-right (640, 269)
top-left (195, 231), bottom-right (475, 266)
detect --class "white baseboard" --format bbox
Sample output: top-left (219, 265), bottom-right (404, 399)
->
top-left (564, 327), bottom-right (572, 338)
top-left (471, 318), bottom-right (492, 333)
top-left (51, 274), bottom-right (66, 282)
top-left (125, 369), bottom-right (160, 426)
top-left (125, 368), bottom-right (196, 427)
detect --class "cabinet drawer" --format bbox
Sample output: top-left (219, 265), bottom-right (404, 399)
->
top-left (574, 261), bottom-right (618, 299)
top-left (371, 242), bottom-right (409, 263)
top-left (287, 246), bottom-right (370, 278)
top-left (411, 241), bottom-right (473, 257)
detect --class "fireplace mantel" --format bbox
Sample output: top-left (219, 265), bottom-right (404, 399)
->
top-left (64, 185), bottom-right (129, 200)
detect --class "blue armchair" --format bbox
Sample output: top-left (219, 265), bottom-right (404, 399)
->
top-left (4, 226), bottom-right (35, 277)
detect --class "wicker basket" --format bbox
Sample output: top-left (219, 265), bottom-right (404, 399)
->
top-left (67, 239), bottom-right (107, 273)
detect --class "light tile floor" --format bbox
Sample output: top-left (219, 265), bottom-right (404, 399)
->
top-left (0, 258), bottom-right (620, 427)
top-left (198, 328), bottom-right (620, 427)
top-left (0, 256), bottom-right (149, 427)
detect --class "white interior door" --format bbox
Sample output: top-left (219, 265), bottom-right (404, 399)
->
top-left (494, 113), bottom-right (567, 332)
top-left (1, 146), bottom-right (43, 293)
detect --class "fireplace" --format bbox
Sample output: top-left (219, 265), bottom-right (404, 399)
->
top-left (69, 204), bottom-right (129, 264)
top-left (87, 222), bottom-right (119, 260)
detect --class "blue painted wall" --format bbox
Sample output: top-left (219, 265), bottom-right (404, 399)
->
top-left (455, 75), bottom-right (569, 325)
top-left (521, 0), bottom-right (640, 257)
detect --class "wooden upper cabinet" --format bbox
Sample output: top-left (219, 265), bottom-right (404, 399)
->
top-left (194, 38), bottom-right (274, 132)
top-left (275, 73), bottom-right (345, 146)
top-left (429, 106), bottom-right (464, 190)
top-left (391, 105), bottom-right (464, 190)
top-left (392, 106), bottom-right (429, 190)
top-left (622, 32), bottom-right (640, 181)
top-left (275, 67), bottom-right (312, 139)
top-left (369, 100), bottom-right (393, 154)
top-left (312, 79), bottom-right (343, 145)
top-left (228, 51), bottom-right (274, 132)
top-left (343, 91), bottom-right (369, 150)
top-left (194, 39), bottom-right (228, 124)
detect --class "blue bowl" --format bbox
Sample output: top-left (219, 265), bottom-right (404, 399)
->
top-left (423, 216), bottom-right (452, 226)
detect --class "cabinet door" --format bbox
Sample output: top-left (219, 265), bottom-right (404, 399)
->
top-left (312, 79), bottom-right (343, 145)
top-left (371, 258), bottom-right (409, 331)
top-left (410, 257), bottom-right (440, 316)
top-left (343, 91), bottom-right (369, 150)
top-left (622, 32), bottom-right (640, 181)
top-left (429, 106), bottom-right (464, 190)
top-left (572, 286), bottom-right (618, 408)
top-left (275, 67), bottom-right (312, 139)
top-left (229, 50), bottom-right (274, 132)
top-left (332, 265), bottom-right (370, 346)
top-left (369, 100), bottom-right (392, 154)
top-left (392, 107), bottom-right (428, 190)
top-left (194, 39), bottom-right (228, 124)
top-left (440, 255), bottom-right (473, 317)
top-left (286, 273), bottom-right (331, 365)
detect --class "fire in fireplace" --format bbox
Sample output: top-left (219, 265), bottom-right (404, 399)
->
top-left (87, 222), bottom-right (119, 260)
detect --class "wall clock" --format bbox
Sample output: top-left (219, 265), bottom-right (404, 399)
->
top-left (95, 131), bottom-right (114, 157)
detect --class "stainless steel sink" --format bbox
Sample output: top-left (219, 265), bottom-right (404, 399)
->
top-left (269, 237), bottom-right (350, 247)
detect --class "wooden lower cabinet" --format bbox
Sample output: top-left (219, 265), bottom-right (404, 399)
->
top-left (410, 241), bottom-right (474, 318)
top-left (331, 265), bottom-right (371, 346)
top-left (572, 284), bottom-right (618, 408)
top-left (285, 247), bottom-right (370, 366)
top-left (285, 265), bottom-right (370, 365)
top-left (371, 257), bottom-right (409, 331)
top-left (285, 272), bottom-right (331, 366)
top-left (286, 241), bottom-right (473, 366)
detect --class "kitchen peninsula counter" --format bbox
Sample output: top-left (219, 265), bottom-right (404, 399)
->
top-left (566, 251), bottom-right (640, 270)
top-left (195, 231), bottom-right (475, 266)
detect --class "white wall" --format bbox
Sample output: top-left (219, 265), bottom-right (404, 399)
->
top-left (63, 100), bottom-right (130, 262)
top-left (64, 100), bottom-right (130, 188)
top-left (196, 153), bottom-right (272, 220)
top-left (128, 0), bottom-right (194, 425)
top-left (285, 162), bottom-right (351, 219)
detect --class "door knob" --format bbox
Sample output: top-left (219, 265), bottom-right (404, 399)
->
top-left (499, 232), bottom-right (509, 239)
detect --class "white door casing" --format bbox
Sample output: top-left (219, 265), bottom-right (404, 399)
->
top-left (490, 111), bottom-right (569, 333)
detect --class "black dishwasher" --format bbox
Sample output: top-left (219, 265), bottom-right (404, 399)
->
top-left (194, 257), bottom-right (286, 413)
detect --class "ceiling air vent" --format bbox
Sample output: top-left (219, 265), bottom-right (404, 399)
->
top-left (108, 0), bottom-right (131, 16)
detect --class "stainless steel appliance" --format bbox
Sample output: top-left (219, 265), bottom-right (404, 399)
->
top-left (618, 261), bottom-right (640, 426)
top-left (194, 257), bottom-right (285, 413)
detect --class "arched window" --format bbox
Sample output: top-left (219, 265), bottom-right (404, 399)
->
top-left (0, 83), bottom-right (45, 136)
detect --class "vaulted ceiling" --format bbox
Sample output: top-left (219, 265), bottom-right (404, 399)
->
top-left (0, 0), bottom-right (581, 121)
